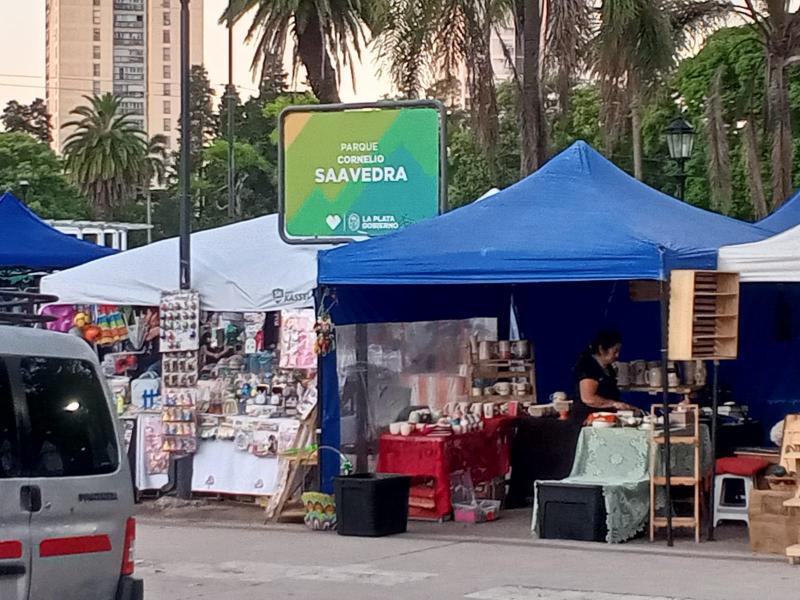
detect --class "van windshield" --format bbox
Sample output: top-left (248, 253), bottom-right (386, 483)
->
top-left (19, 357), bottom-right (119, 478)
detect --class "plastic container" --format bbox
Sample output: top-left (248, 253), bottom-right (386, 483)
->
top-left (537, 482), bottom-right (607, 542)
top-left (454, 499), bottom-right (501, 523)
top-left (335, 473), bottom-right (411, 537)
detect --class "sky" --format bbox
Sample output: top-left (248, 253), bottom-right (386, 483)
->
top-left (0, 0), bottom-right (391, 110)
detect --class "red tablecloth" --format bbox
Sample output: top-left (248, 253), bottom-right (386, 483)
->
top-left (377, 417), bottom-right (512, 519)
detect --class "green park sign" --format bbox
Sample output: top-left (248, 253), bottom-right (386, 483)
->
top-left (278, 101), bottom-right (446, 243)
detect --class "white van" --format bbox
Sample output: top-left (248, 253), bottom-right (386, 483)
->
top-left (0, 326), bottom-right (142, 600)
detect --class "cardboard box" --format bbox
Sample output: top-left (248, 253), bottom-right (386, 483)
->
top-left (749, 489), bottom-right (800, 554)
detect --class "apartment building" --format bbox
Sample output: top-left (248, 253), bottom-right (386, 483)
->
top-left (45, 0), bottom-right (203, 153)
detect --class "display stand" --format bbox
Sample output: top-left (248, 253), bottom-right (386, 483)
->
top-left (466, 344), bottom-right (537, 404)
top-left (649, 403), bottom-right (702, 543)
top-left (668, 270), bottom-right (740, 543)
top-left (779, 416), bottom-right (800, 564)
top-left (265, 408), bottom-right (317, 522)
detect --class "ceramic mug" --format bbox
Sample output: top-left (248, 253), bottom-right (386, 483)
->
top-left (615, 362), bottom-right (631, 386)
top-left (471, 386), bottom-right (483, 397)
top-left (511, 340), bottom-right (530, 359)
top-left (483, 402), bottom-right (495, 419)
top-left (645, 367), bottom-right (663, 388)
top-left (494, 382), bottom-right (512, 396)
top-left (400, 422), bottom-right (413, 436)
top-left (498, 341), bottom-right (512, 360)
top-left (506, 401), bottom-right (520, 417)
top-left (389, 422), bottom-right (402, 435)
top-left (694, 360), bottom-right (707, 386)
top-left (478, 341), bottom-right (495, 361)
top-left (631, 360), bottom-right (647, 385)
top-left (470, 403), bottom-right (483, 417)
top-left (513, 382), bottom-right (528, 395)
top-left (668, 372), bottom-right (680, 388)
top-left (549, 391), bottom-right (568, 403)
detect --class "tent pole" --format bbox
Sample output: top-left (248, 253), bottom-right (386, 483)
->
top-left (708, 359), bottom-right (719, 540)
top-left (660, 273), bottom-right (673, 546)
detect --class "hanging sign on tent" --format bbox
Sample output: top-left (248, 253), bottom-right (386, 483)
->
top-left (278, 101), bottom-right (446, 244)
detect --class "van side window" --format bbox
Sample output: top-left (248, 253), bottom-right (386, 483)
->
top-left (0, 359), bottom-right (20, 478)
top-left (20, 357), bottom-right (119, 478)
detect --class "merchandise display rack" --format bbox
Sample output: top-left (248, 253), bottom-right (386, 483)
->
top-left (467, 347), bottom-right (537, 405)
top-left (649, 403), bottom-right (702, 543)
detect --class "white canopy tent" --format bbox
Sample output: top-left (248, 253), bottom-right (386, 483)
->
top-left (718, 224), bottom-right (800, 282)
top-left (40, 214), bottom-right (330, 311)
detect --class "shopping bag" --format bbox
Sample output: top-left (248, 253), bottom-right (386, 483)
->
top-left (131, 371), bottom-right (160, 409)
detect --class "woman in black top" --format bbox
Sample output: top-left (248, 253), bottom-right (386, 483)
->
top-left (573, 329), bottom-right (637, 424)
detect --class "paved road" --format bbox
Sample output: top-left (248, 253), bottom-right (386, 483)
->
top-left (137, 521), bottom-right (794, 600)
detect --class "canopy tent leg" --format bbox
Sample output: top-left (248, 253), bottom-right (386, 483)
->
top-left (708, 359), bottom-right (720, 541)
top-left (660, 275), bottom-right (673, 546)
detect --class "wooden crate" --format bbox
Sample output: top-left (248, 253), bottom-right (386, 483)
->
top-left (668, 270), bottom-right (740, 361)
top-left (749, 489), bottom-right (800, 554)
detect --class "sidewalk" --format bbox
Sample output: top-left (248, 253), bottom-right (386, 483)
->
top-left (135, 498), bottom-right (773, 564)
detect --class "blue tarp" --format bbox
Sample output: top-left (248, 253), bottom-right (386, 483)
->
top-left (757, 189), bottom-right (800, 233)
top-left (319, 141), bottom-right (767, 286)
top-left (0, 192), bottom-right (116, 270)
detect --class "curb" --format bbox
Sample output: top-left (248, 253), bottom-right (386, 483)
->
top-left (136, 515), bottom-right (781, 565)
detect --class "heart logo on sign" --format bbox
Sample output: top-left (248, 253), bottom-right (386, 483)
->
top-left (325, 214), bottom-right (342, 231)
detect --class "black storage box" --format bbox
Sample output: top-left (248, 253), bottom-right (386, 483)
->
top-left (537, 482), bottom-right (608, 542)
top-left (335, 473), bottom-right (411, 537)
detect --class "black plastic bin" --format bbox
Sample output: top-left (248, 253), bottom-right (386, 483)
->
top-left (335, 473), bottom-right (411, 537)
top-left (537, 482), bottom-right (608, 542)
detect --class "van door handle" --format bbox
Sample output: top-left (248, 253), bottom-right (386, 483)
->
top-left (0, 563), bottom-right (26, 577)
top-left (20, 485), bottom-right (42, 513)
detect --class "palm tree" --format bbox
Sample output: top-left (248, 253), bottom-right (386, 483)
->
top-left (143, 134), bottom-right (169, 243)
top-left (732, 1), bottom-right (800, 208)
top-left (375, 0), bottom-right (513, 172)
top-left (593, 0), bottom-right (728, 180)
top-left (62, 94), bottom-right (148, 219)
top-left (376, 0), bottom-right (590, 176)
top-left (222, 1), bottom-right (381, 104)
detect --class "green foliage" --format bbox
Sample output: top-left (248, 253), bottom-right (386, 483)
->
top-left (0, 131), bottom-right (88, 219)
top-left (61, 94), bottom-right (149, 220)
top-left (262, 92), bottom-right (318, 145)
top-left (180, 65), bottom-right (217, 167)
top-left (2, 98), bottom-right (52, 144)
top-left (666, 25), bottom-right (800, 219)
top-left (550, 85), bottom-right (603, 152)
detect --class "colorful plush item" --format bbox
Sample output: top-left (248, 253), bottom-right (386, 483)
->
top-left (41, 305), bottom-right (76, 333)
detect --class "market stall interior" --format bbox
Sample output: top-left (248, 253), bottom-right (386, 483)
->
top-left (317, 141), bottom-right (783, 544)
top-left (38, 214), bottom-right (328, 503)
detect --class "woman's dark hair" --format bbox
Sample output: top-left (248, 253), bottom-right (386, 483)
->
top-left (589, 329), bottom-right (622, 353)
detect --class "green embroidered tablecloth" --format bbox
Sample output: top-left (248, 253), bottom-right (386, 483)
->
top-left (532, 426), bottom-right (710, 543)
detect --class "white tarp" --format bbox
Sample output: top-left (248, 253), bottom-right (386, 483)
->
top-left (41, 214), bottom-right (330, 311)
top-left (718, 223), bottom-right (800, 282)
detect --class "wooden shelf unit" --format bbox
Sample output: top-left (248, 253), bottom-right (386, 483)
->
top-left (649, 403), bottom-right (702, 543)
top-left (467, 348), bottom-right (537, 405)
top-left (781, 415), bottom-right (800, 564)
top-left (668, 270), bottom-right (740, 361)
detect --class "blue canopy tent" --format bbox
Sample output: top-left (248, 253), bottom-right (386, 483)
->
top-left (317, 142), bottom-right (768, 539)
top-left (0, 191), bottom-right (116, 270)
top-left (757, 188), bottom-right (800, 233)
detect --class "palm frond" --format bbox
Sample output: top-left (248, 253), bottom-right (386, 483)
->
top-left (705, 67), bottom-right (732, 214)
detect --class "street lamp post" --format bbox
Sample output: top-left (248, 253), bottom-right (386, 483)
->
top-left (665, 116), bottom-right (695, 201)
top-left (18, 180), bottom-right (30, 202)
top-left (175, 0), bottom-right (193, 500)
